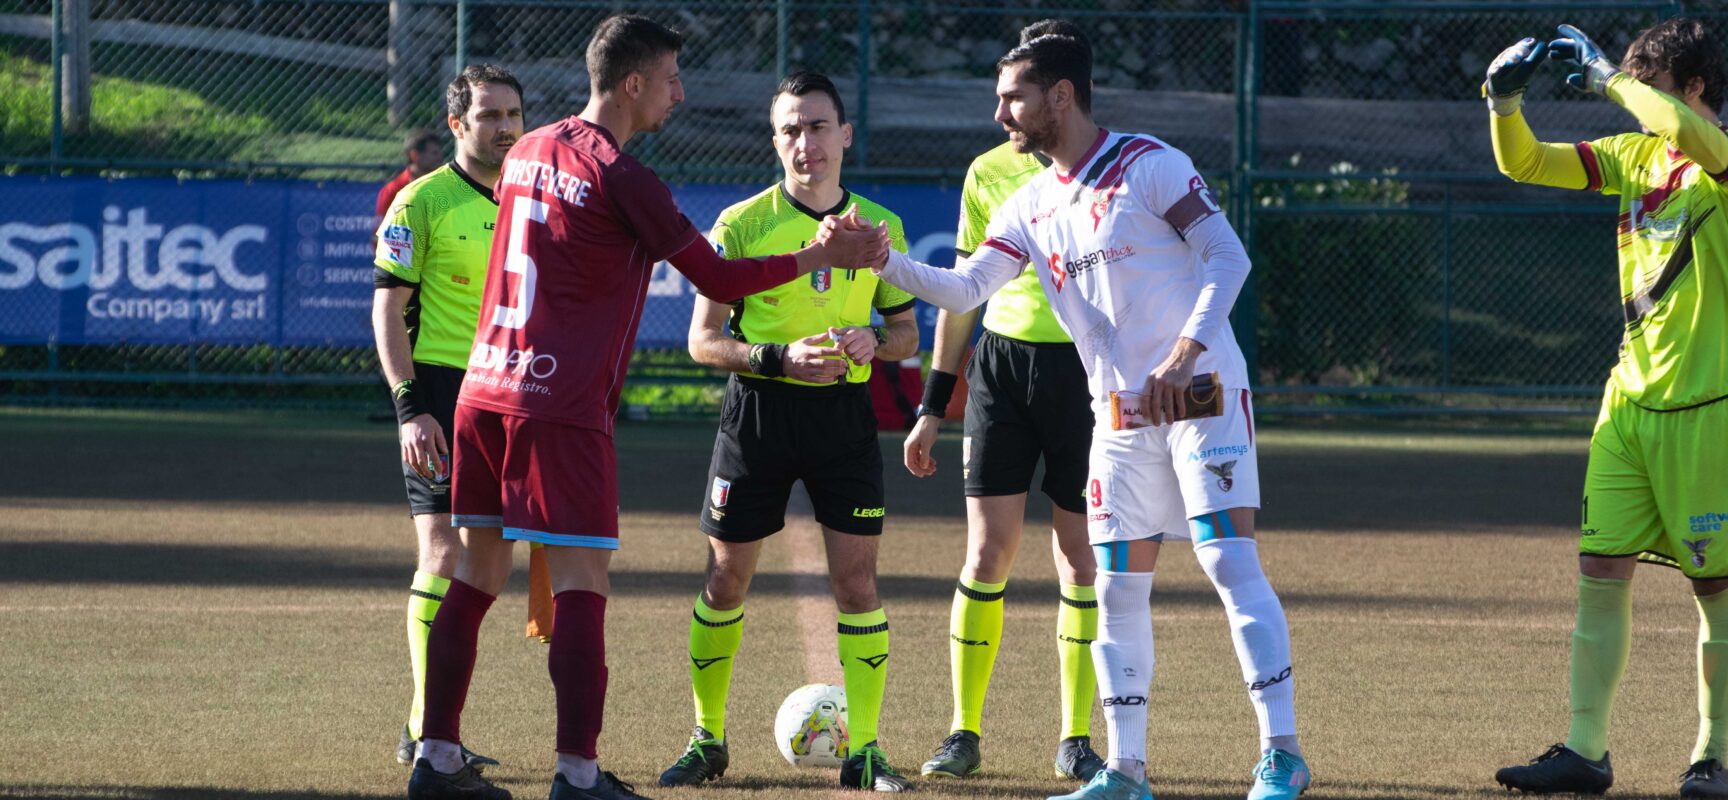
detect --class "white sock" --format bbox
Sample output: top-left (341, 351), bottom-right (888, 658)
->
top-left (1194, 538), bottom-right (1298, 753)
top-left (558, 754), bottom-right (600, 789)
top-left (1091, 569), bottom-right (1155, 766)
top-left (1108, 758), bottom-right (1147, 782)
top-left (417, 738), bottom-right (463, 773)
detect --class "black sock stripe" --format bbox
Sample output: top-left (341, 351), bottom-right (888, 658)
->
top-left (1058, 594), bottom-right (1097, 609)
top-left (955, 582), bottom-right (1005, 602)
top-left (409, 589), bottom-right (445, 602)
top-left (837, 621), bottom-right (890, 636)
top-left (692, 609), bottom-right (744, 628)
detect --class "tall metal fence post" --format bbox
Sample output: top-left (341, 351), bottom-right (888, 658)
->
top-left (387, 0), bottom-right (412, 126)
top-left (776, 0), bottom-right (789, 80)
top-left (1441, 183), bottom-right (1455, 388)
top-left (61, 0), bottom-right (90, 135)
top-left (1231, 3), bottom-right (1261, 382)
top-left (854, 0), bottom-right (871, 169)
top-left (455, 0), bottom-right (468, 75)
top-left (49, 0), bottom-right (63, 163)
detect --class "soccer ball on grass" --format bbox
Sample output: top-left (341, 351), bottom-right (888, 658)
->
top-left (773, 683), bottom-right (849, 767)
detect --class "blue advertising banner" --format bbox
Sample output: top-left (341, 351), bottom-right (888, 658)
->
top-left (0, 176), bottom-right (961, 350)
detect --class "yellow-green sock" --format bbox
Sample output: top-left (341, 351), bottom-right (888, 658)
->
top-left (1693, 589), bottom-right (1728, 763)
top-left (689, 595), bottom-right (744, 740)
top-left (406, 570), bottom-right (450, 739)
top-left (1058, 583), bottom-right (1098, 740)
top-left (839, 607), bottom-right (891, 745)
top-left (1566, 575), bottom-right (1632, 761)
top-left (949, 577), bottom-right (1006, 734)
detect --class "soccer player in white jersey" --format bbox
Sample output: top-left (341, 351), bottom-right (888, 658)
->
top-left (861, 34), bottom-right (1309, 800)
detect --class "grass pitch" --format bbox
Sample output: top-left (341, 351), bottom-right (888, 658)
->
top-left (0, 408), bottom-right (1704, 799)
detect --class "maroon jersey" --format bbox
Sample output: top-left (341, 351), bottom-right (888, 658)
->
top-left (376, 167), bottom-right (415, 217)
top-left (459, 117), bottom-right (704, 433)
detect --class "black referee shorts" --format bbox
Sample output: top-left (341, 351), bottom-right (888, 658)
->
top-left (962, 331), bottom-right (1094, 514)
top-left (700, 375), bottom-right (885, 542)
top-left (400, 362), bottom-right (464, 517)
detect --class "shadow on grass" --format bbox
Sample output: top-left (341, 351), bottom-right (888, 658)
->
top-left (0, 787), bottom-right (392, 800)
top-left (0, 541), bottom-right (1562, 617)
top-left (1, 413), bottom-right (1589, 537)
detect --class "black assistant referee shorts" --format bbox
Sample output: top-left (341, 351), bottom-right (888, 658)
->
top-left (401, 362), bottom-right (464, 517)
top-left (700, 375), bottom-right (886, 542)
top-left (962, 331), bottom-right (1094, 514)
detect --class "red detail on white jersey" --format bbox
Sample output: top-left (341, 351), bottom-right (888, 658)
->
top-left (981, 237), bottom-right (1025, 261)
top-left (1047, 252), bottom-right (1066, 292)
top-left (1088, 138), bottom-right (1163, 231)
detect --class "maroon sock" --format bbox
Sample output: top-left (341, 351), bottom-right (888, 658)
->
top-left (421, 578), bottom-right (495, 744)
top-left (550, 590), bottom-right (608, 759)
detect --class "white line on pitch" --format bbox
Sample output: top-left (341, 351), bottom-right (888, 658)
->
top-left (785, 485), bottom-right (842, 685)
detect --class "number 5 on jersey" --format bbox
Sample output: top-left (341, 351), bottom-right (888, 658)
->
top-left (492, 198), bottom-right (548, 329)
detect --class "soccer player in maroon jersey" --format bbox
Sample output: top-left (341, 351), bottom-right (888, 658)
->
top-left (405, 14), bottom-right (891, 800)
top-left (377, 129), bottom-right (445, 218)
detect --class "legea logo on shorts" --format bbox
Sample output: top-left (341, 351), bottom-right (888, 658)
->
top-left (468, 343), bottom-right (558, 379)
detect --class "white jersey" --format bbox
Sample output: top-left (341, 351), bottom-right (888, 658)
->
top-left (885, 129), bottom-right (1250, 432)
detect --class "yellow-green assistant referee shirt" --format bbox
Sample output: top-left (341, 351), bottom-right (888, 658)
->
top-left (709, 184), bottom-right (913, 387)
top-left (957, 141), bottom-right (1069, 343)
top-left (374, 162), bottom-right (497, 370)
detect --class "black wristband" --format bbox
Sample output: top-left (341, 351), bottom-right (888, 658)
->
top-left (920, 369), bottom-right (958, 417)
top-left (757, 343), bottom-right (787, 378)
top-left (391, 378), bottom-right (433, 425)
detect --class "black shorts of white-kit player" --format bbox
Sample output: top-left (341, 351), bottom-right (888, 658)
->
top-left (401, 363), bottom-right (465, 516)
top-left (700, 375), bottom-right (886, 542)
top-left (961, 330), bottom-right (1094, 513)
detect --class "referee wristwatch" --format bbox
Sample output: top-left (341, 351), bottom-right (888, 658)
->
top-left (915, 403), bottom-right (945, 419)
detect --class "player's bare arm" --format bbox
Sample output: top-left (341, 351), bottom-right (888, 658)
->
top-left (903, 303), bottom-right (981, 478)
top-left (372, 284), bottom-right (444, 480)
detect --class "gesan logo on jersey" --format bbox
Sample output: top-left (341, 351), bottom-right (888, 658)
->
top-left (1046, 244), bottom-right (1136, 292)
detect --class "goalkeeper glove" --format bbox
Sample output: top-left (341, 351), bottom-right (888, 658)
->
top-left (1484, 37), bottom-right (1550, 116)
top-left (1549, 24), bottom-right (1621, 96)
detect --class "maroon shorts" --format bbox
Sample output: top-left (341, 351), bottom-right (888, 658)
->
top-left (450, 404), bottom-right (620, 549)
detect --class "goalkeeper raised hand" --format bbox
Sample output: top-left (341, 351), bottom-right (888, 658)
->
top-left (1548, 24), bottom-right (1623, 95)
top-left (1484, 37), bottom-right (1550, 116)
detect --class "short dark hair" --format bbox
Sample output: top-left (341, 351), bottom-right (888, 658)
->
top-left (997, 34), bottom-right (1093, 114)
top-left (446, 63), bottom-right (524, 123)
top-left (404, 128), bottom-right (441, 156)
top-left (586, 14), bottom-right (685, 95)
top-left (773, 70), bottom-right (847, 125)
top-left (1623, 16), bottom-right (1727, 113)
top-left (1020, 18), bottom-right (1092, 60)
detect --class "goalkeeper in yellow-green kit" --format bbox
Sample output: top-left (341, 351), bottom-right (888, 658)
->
top-left (1486, 18), bottom-right (1728, 798)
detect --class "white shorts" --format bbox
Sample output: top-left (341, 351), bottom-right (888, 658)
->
top-left (1085, 389), bottom-right (1261, 544)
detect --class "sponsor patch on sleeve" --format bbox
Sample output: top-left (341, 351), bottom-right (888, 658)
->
top-left (381, 224), bottom-right (414, 266)
top-left (1163, 175), bottom-right (1223, 239)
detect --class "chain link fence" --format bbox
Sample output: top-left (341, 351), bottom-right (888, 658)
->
top-left (0, 0), bottom-right (1710, 413)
